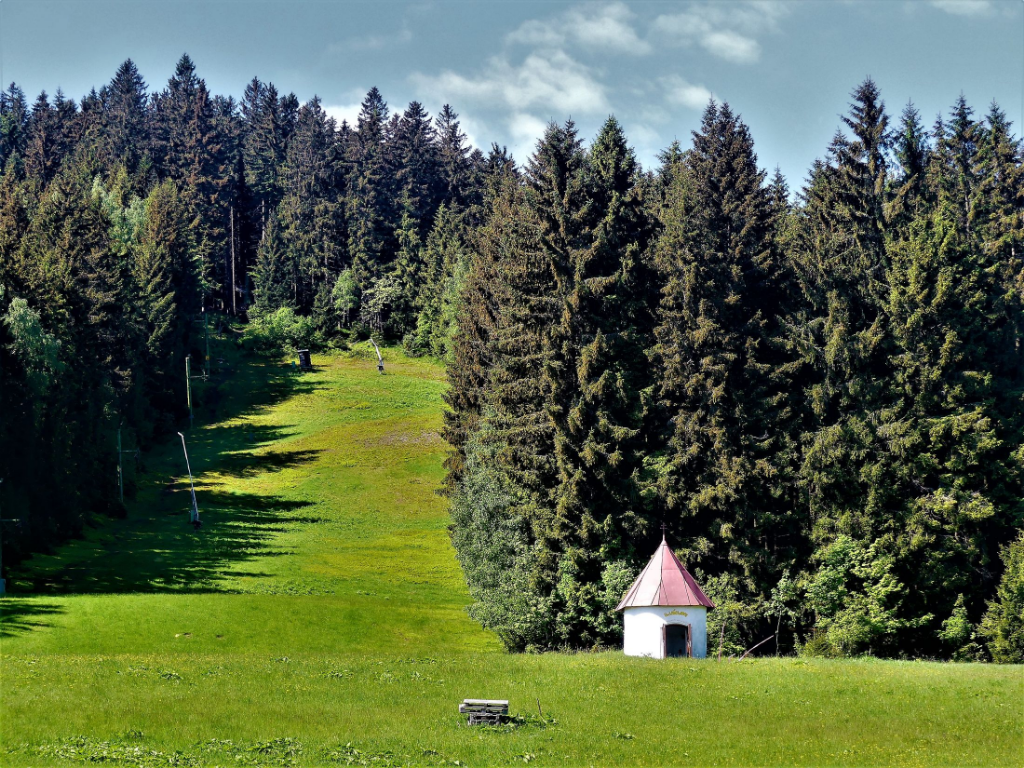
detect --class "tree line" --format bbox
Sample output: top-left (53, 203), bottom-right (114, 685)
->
top-left (0, 58), bottom-right (1020, 661)
top-left (444, 82), bottom-right (1023, 662)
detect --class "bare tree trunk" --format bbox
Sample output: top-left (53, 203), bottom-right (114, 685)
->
top-left (739, 636), bottom-right (775, 661)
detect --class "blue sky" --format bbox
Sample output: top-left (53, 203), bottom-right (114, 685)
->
top-left (1, 0), bottom-right (1021, 185)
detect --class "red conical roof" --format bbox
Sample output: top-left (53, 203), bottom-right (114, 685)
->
top-left (616, 538), bottom-right (715, 610)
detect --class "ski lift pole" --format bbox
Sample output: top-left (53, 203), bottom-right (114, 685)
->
top-left (117, 421), bottom-right (138, 504)
top-left (185, 353), bottom-right (209, 430)
top-left (203, 307), bottom-right (210, 377)
top-left (370, 337), bottom-right (385, 375)
top-left (177, 432), bottom-right (201, 529)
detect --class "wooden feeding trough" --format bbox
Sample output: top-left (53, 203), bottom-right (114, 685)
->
top-left (459, 699), bottom-right (508, 725)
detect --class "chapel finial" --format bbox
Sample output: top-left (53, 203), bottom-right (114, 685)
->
top-left (661, 522), bottom-right (667, 542)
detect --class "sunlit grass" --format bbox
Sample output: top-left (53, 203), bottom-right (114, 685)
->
top-left (2, 338), bottom-right (1021, 767)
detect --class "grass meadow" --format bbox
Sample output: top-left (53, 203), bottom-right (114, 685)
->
top-left (2, 335), bottom-right (1021, 767)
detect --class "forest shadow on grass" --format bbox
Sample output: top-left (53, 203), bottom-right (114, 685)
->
top-left (0, 598), bottom-right (64, 639)
top-left (8, 349), bottom-right (325, 600)
top-left (16, 489), bottom-right (315, 595)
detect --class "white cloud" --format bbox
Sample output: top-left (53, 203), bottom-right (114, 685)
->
top-left (565, 3), bottom-right (652, 54)
top-left (653, 1), bottom-right (790, 64)
top-left (507, 19), bottom-right (565, 48)
top-left (412, 49), bottom-right (610, 116)
top-left (327, 27), bottom-right (413, 54)
top-left (626, 122), bottom-right (662, 149)
top-left (507, 2), bottom-right (652, 55)
top-left (662, 75), bottom-right (713, 111)
top-left (324, 102), bottom-right (363, 128)
top-left (701, 30), bottom-right (760, 64)
top-left (508, 112), bottom-right (549, 158)
top-left (509, 112), bottom-right (548, 141)
top-left (929, 1), bottom-right (992, 16)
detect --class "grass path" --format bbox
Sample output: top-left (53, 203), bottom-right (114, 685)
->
top-left (2, 341), bottom-right (1022, 767)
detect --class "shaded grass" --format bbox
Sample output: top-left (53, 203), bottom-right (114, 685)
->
top-left (2, 337), bottom-right (1022, 767)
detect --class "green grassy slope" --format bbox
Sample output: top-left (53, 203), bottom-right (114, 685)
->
top-left (2, 342), bottom-right (1021, 767)
top-left (3, 344), bottom-right (495, 658)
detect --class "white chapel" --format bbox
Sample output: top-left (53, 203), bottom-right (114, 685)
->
top-left (616, 536), bottom-right (715, 658)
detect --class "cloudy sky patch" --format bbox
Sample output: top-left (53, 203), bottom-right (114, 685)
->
top-left (2, 0), bottom-right (1018, 184)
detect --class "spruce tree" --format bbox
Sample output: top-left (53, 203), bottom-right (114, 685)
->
top-left (135, 179), bottom-right (195, 418)
top-left (884, 194), bottom-right (1022, 655)
top-left (436, 104), bottom-right (475, 210)
top-left (892, 102), bottom-right (931, 224)
top-left (154, 55), bottom-right (229, 304)
top-left (98, 60), bottom-right (149, 175)
top-left (348, 87), bottom-right (396, 285)
top-left (0, 83), bottom-right (29, 168)
top-left (241, 78), bottom-right (287, 237)
top-left (24, 92), bottom-right (60, 185)
top-left (251, 214), bottom-right (291, 312)
top-left (793, 80), bottom-right (895, 538)
top-left (277, 97), bottom-right (344, 311)
top-left (457, 168), bottom-right (560, 647)
top-left (414, 204), bottom-right (470, 357)
top-left (441, 155), bottom-right (515, 489)
top-left (544, 117), bottom-right (659, 644)
top-left (652, 102), bottom-right (800, 608)
top-left (394, 101), bottom-right (442, 236)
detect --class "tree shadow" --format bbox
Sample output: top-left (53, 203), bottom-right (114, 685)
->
top-left (18, 488), bottom-right (317, 595)
top-left (215, 448), bottom-right (322, 478)
top-left (3, 345), bottom-right (330, 611)
top-left (0, 598), bottom-right (64, 639)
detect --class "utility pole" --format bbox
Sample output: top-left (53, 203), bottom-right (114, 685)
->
top-left (186, 352), bottom-right (209, 429)
top-left (116, 422), bottom-right (139, 504)
top-left (230, 206), bottom-right (237, 316)
top-left (186, 355), bottom-right (194, 428)
top-left (203, 308), bottom-right (210, 377)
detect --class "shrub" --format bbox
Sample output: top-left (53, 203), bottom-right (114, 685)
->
top-left (552, 554), bottom-right (636, 648)
top-left (978, 532), bottom-right (1024, 663)
top-left (700, 571), bottom-right (760, 658)
top-left (803, 536), bottom-right (930, 657)
top-left (937, 594), bottom-right (984, 661)
top-left (240, 307), bottom-right (319, 354)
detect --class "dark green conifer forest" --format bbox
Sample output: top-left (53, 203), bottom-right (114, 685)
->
top-left (0, 59), bottom-right (1020, 661)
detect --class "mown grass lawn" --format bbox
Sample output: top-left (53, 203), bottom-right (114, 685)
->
top-left (2, 337), bottom-right (1021, 767)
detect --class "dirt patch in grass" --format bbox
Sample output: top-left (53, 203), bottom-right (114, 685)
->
top-left (358, 430), bottom-right (443, 448)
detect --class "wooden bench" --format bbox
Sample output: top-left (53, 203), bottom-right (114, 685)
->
top-left (459, 699), bottom-right (508, 725)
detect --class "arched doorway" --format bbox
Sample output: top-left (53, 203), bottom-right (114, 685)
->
top-left (664, 624), bottom-right (691, 658)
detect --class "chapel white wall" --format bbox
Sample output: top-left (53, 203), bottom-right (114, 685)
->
top-left (622, 605), bottom-right (708, 659)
